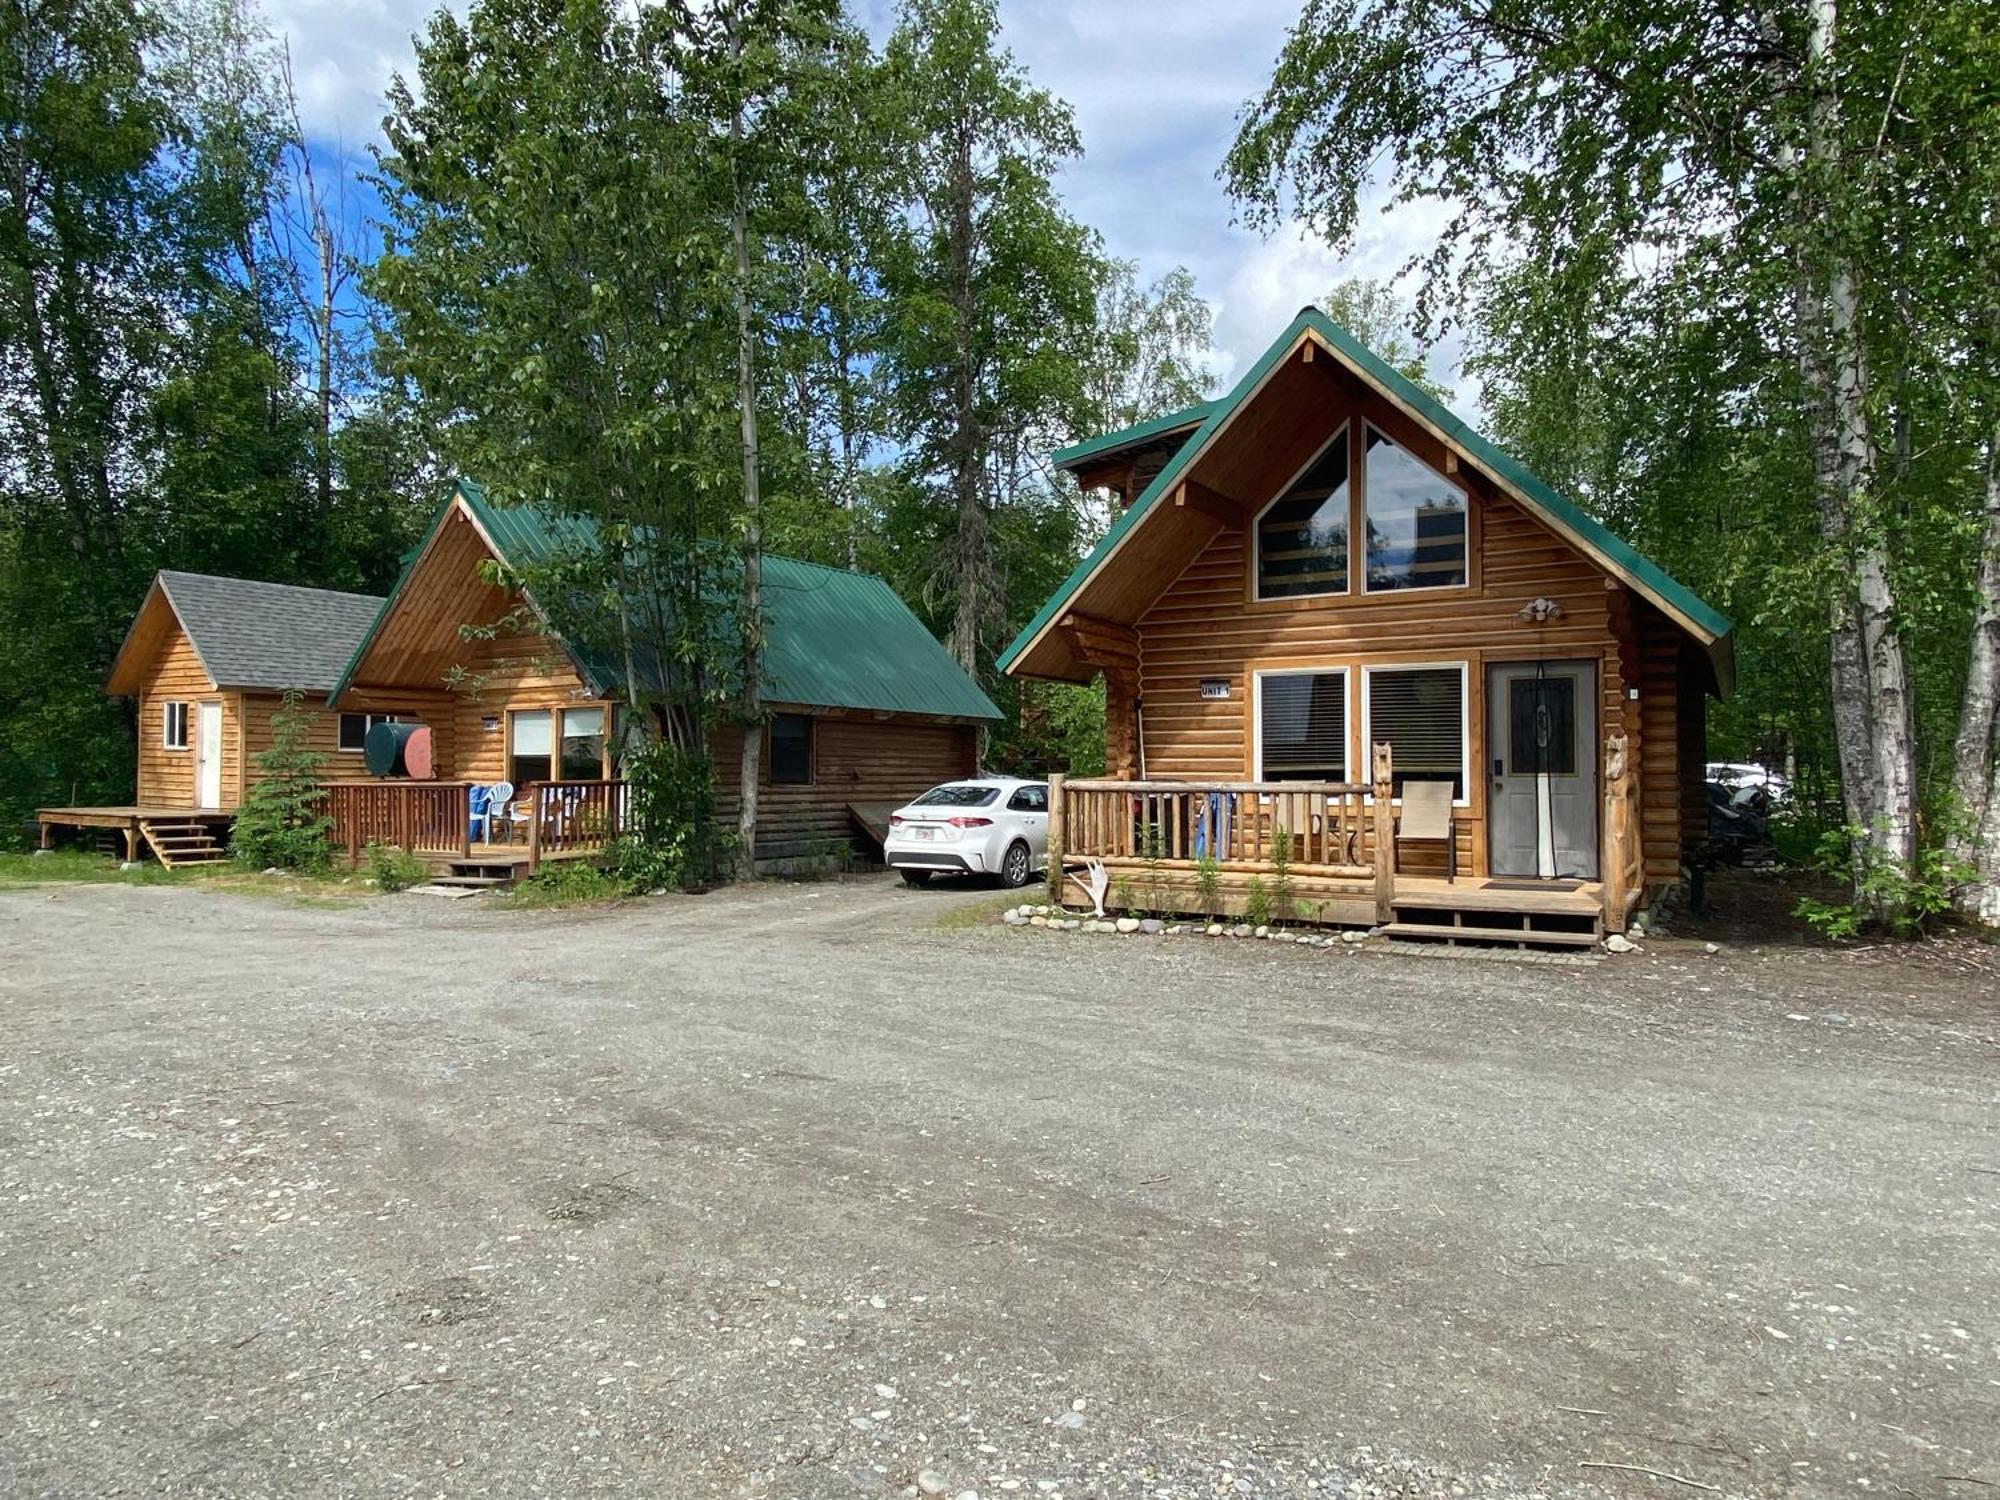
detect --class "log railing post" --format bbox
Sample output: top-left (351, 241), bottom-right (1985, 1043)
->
top-left (1047, 774), bottom-right (1066, 894)
top-left (1372, 741), bottom-right (1395, 922)
top-left (1602, 731), bottom-right (1633, 933)
top-left (527, 788), bottom-right (543, 875)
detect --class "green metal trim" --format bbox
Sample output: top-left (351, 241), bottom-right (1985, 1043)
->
top-left (999, 307), bottom-right (1735, 691)
top-left (1049, 401), bottom-right (1219, 470)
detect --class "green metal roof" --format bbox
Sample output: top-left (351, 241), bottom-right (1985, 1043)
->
top-left (1049, 401), bottom-right (1219, 470)
top-left (332, 479), bottom-right (1000, 721)
top-left (999, 306), bottom-right (1734, 692)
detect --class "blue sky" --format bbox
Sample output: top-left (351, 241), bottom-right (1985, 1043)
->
top-left (267, 0), bottom-right (1463, 398)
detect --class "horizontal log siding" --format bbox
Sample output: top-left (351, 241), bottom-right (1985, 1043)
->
top-left (134, 625), bottom-right (229, 807)
top-left (240, 689), bottom-right (460, 802)
top-left (1134, 490), bottom-right (1649, 881)
top-left (713, 716), bottom-right (977, 858)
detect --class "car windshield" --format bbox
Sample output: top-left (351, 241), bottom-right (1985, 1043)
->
top-left (910, 784), bottom-right (1000, 808)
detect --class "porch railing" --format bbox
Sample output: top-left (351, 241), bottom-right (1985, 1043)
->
top-left (1054, 745), bottom-right (1398, 917)
top-left (321, 778), bottom-right (628, 873)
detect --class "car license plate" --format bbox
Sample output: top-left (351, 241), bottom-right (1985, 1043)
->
top-left (909, 826), bottom-right (934, 840)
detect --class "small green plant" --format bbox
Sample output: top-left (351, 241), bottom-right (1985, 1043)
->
top-left (231, 690), bottom-right (333, 872)
top-left (1244, 875), bottom-right (1272, 928)
top-left (1139, 820), bottom-right (1168, 916)
top-left (510, 859), bottom-right (629, 907)
top-left (1794, 820), bottom-right (1974, 939)
top-left (1270, 824), bottom-right (1298, 925)
top-left (1194, 851), bottom-right (1222, 921)
top-left (1112, 874), bottom-right (1136, 915)
top-left (365, 841), bottom-right (428, 892)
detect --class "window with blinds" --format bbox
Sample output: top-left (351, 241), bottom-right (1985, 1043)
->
top-left (1256, 426), bottom-right (1351, 599)
top-left (1257, 670), bottom-right (1348, 782)
top-left (1368, 666), bottom-right (1466, 798)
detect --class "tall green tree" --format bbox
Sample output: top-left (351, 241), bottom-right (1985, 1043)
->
top-left (877, 0), bottom-right (1104, 679)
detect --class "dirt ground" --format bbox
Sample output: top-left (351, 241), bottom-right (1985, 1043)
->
top-left (0, 872), bottom-right (1994, 1500)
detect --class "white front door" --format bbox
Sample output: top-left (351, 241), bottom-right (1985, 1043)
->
top-left (195, 701), bottom-right (223, 809)
top-left (1487, 661), bottom-right (1598, 879)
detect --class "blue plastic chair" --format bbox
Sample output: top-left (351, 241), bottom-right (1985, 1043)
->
top-left (468, 783), bottom-right (491, 844)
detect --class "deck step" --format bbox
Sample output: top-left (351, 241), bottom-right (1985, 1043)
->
top-left (1391, 885), bottom-right (1602, 917)
top-left (1383, 921), bottom-right (1601, 948)
top-left (429, 873), bottom-right (514, 888)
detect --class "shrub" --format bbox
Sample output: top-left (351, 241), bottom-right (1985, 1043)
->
top-left (231, 690), bottom-right (332, 872)
top-left (1794, 820), bottom-right (1974, 939)
top-left (618, 737), bottom-right (721, 890)
top-left (1270, 825), bottom-right (1297, 925)
top-left (1244, 875), bottom-right (1272, 928)
top-left (1194, 851), bottom-right (1222, 920)
top-left (511, 859), bottom-right (628, 907)
top-left (365, 841), bottom-right (429, 892)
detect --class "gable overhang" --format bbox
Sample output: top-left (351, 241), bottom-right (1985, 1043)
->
top-left (999, 309), bottom-right (1736, 697)
top-left (105, 574), bottom-right (219, 697)
top-left (325, 481), bottom-right (600, 707)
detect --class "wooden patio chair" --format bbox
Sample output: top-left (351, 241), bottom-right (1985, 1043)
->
top-left (1395, 779), bottom-right (1456, 883)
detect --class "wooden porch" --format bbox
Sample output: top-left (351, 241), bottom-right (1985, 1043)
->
top-left (36, 805), bottom-right (235, 867)
top-left (1049, 736), bottom-right (1643, 943)
top-left (320, 779), bottom-right (629, 878)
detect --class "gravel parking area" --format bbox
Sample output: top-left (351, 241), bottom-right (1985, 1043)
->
top-left (0, 875), bottom-right (1994, 1499)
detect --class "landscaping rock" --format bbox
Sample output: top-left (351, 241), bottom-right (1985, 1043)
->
top-left (1206, 923), bottom-right (1224, 936)
top-left (1029, 916), bottom-right (1048, 928)
top-left (916, 1472), bottom-right (951, 1497)
top-left (1603, 933), bottom-right (1639, 954)
top-left (1341, 929), bottom-right (1367, 944)
top-left (1060, 919), bottom-right (1081, 931)
top-left (1115, 917), bottom-right (1141, 934)
top-left (1002, 911), bottom-right (1029, 927)
top-left (1253, 925), bottom-right (1269, 939)
top-left (1230, 924), bottom-right (1253, 938)
top-left (1138, 919), bottom-right (1165, 934)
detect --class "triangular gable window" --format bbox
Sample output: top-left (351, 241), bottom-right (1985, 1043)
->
top-left (1364, 426), bottom-right (1467, 591)
top-left (1255, 424), bottom-right (1350, 599)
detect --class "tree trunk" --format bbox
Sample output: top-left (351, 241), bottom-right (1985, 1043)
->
top-left (945, 121), bottom-right (985, 676)
top-left (1950, 423), bottom-right (2000, 923)
top-left (1797, 0), bottom-right (1918, 914)
top-left (730, 82), bottom-right (764, 884)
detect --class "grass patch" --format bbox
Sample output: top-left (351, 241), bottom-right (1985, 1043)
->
top-left (933, 888), bottom-right (1021, 930)
top-left (0, 850), bottom-right (184, 886)
top-left (506, 860), bottom-right (630, 909)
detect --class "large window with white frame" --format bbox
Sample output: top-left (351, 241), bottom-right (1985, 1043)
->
top-left (1363, 426), bottom-right (1467, 591)
top-left (1254, 669), bottom-right (1349, 783)
top-left (1363, 663), bottom-right (1469, 801)
top-left (1254, 425), bottom-right (1351, 599)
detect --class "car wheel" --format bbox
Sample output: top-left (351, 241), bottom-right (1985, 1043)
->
top-left (998, 840), bottom-right (1033, 888)
top-left (900, 868), bottom-right (934, 887)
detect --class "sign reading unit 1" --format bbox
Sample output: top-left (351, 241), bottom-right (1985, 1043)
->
top-left (1199, 678), bottom-right (1231, 700)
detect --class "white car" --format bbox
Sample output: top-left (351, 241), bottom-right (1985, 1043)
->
top-left (885, 777), bottom-right (1049, 888)
top-left (1706, 761), bottom-right (1791, 805)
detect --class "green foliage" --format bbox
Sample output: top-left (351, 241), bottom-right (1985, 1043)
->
top-left (1269, 827), bottom-right (1297, 926)
top-left (1194, 851), bottom-right (1222, 921)
top-left (613, 738), bottom-right (724, 891)
top-left (230, 691), bottom-right (331, 871)
top-left (1111, 874), bottom-right (1135, 916)
top-left (1795, 822), bottom-right (1976, 939)
top-left (1243, 875), bottom-right (1272, 929)
top-left (509, 859), bottom-right (630, 908)
top-left (364, 841), bottom-right (429, 893)
top-left (1138, 819), bottom-right (1167, 917)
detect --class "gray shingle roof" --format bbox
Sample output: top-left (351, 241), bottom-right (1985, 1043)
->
top-left (158, 571), bottom-right (385, 692)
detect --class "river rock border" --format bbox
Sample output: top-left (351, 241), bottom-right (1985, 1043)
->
top-left (1000, 904), bottom-right (1376, 947)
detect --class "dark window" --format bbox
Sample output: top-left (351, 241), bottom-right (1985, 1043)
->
top-left (1256, 428), bottom-right (1351, 599)
top-left (560, 706), bottom-right (608, 780)
top-left (1259, 671), bottom-right (1348, 782)
top-left (1369, 667), bottom-right (1466, 798)
top-left (769, 713), bottom-right (812, 785)
top-left (338, 712), bottom-right (402, 753)
top-left (1364, 427), bottom-right (1467, 590)
top-left (510, 709), bottom-right (552, 785)
top-left (1508, 675), bottom-right (1577, 776)
top-left (1007, 785), bottom-right (1048, 813)
top-left (912, 783), bottom-right (1000, 808)
top-left (163, 701), bottom-right (190, 750)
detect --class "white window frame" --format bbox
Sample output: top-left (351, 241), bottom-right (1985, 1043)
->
top-left (1251, 666), bottom-right (1353, 786)
top-left (336, 712), bottom-right (402, 753)
top-left (1251, 422), bottom-right (1352, 603)
top-left (162, 700), bottom-right (190, 751)
top-left (1360, 423), bottom-right (1471, 596)
top-left (1359, 661), bottom-right (1472, 807)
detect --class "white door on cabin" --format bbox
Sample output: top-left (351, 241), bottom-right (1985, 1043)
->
top-left (1486, 661), bottom-right (1597, 880)
top-left (195, 701), bottom-right (223, 809)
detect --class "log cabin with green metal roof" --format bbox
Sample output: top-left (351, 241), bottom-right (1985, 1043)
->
top-left (321, 481), bottom-right (998, 878)
top-left (1003, 308), bottom-right (1733, 943)
top-left (44, 482), bottom-right (998, 878)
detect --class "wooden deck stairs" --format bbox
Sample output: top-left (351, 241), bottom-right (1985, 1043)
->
top-left (1383, 879), bottom-right (1604, 949)
top-left (139, 818), bottom-right (232, 870)
top-left (424, 855), bottom-right (530, 891)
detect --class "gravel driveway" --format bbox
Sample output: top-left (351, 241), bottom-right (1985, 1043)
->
top-left (0, 875), bottom-right (1994, 1500)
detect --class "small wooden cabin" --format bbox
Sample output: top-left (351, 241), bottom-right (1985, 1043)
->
top-left (1001, 307), bottom-right (1733, 942)
top-left (320, 481), bottom-right (998, 873)
top-left (37, 573), bottom-right (393, 863)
